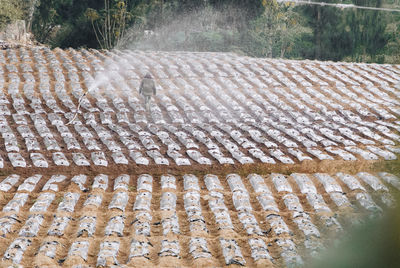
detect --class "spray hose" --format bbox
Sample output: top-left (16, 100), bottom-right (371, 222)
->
top-left (66, 90), bottom-right (89, 125)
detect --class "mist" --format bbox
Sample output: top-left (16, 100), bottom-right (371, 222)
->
top-left (116, 5), bottom-right (249, 53)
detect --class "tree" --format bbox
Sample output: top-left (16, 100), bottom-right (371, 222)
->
top-left (296, 0), bottom-right (342, 60)
top-left (31, 0), bottom-right (59, 44)
top-left (22, 0), bottom-right (40, 32)
top-left (0, 0), bottom-right (24, 30)
top-left (86, 0), bottom-right (130, 49)
top-left (341, 0), bottom-right (389, 62)
top-left (246, 0), bottom-right (312, 58)
top-left (297, 0), bottom-right (391, 62)
top-left (384, 11), bottom-right (400, 63)
top-left (32, 0), bottom-right (105, 47)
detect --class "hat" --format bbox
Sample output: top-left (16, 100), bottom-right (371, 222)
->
top-left (144, 72), bottom-right (152, 78)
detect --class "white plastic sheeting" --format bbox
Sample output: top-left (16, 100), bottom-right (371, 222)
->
top-left (92, 174), bottom-right (109, 190)
top-left (378, 172), bottom-right (400, 191)
top-left (72, 153), bottom-right (90, 166)
top-left (47, 215), bottom-right (71, 236)
top-left (313, 173), bottom-right (342, 193)
top-left (204, 174), bottom-right (224, 192)
top-left (30, 153), bottom-right (48, 167)
top-left (0, 174), bottom-right (20, 192)
top-left (3, 193), bottom-right (29, 212)
top-left (3, 237), bottom-right (31, 264)
top-left (248, 174), bottom-right (272, 194)
top-left (336, 172), bottom-right (366, 191)
top-left (134, 192), bottom-right (152, 211)
top-left (159, 240), bottom-right (180, 258)
top-left (36, 241), bottom-right (59, 260)
top-left (67, 241), bottom-right (89, 262)
top-left (275, 238), bottom-right (303, 267)
top-left (356, 192), bottom-right (382, 213)
top-left (52, 152), bottom-right (69, 166)
top-left (114, 174), bottom-right (130, 191)
top-left (19, 214), bottom-right (44, 237)
top-left (42, 175), bottom-right (66, 191)
top-left (8, 153), bottom-right (26, 167)
top-left (357, 172), bottom-right (389, 192)
top-left (91, 151), bottom-right (108, 166)
top-left (219, 238), bottom-right (246, 266)
top-left (186, 150), bottom-right (211, 165)
top-left (249, 238), bottom-right (272, 262)
top-left (161, 175), bottom-right (176, 190)
top-left (271, 173), bottom-right (293, 193)
top-left (129, 239), bottom-right (151, 260)
top-left (137, 174), bottom-right (153, 192)
top-left (77, 216), bottom-right (97, 237)
top-left (183, 174), bottom-right (200, 191)
top-left (189, 237), bottom-right (212, 259)
top-left (160, 192), bottom-right (177, 211)
top-left (30, 192), bottom-right (55, 212)
top-left (291, 173), bottom-right (317, 194)
top-left (108, 191), bottom-right (129, 211)
top-left (84, 194), bottom-right (103, 208)
top-left (97, 241), bottom-right (120, 266)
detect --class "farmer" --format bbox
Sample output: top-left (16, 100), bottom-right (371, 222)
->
top-left (139, 72), bottom-right (157, 111)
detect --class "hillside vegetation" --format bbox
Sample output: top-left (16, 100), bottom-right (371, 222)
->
top-left (2, 0), bottom-right (400, 63)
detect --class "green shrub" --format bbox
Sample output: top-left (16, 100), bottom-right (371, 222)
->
top-left (0, 0), bottom-right (23, 31)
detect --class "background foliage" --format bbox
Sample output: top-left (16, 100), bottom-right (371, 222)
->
top-left (0, 0), bottom-right (24, 30)
top-left (2, 0), bottom-right (400, 63)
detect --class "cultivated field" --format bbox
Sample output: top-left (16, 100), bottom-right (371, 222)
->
top-left (0, 47), bottom-right (399, 267)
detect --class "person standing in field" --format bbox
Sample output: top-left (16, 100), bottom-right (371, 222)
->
top-left (139, 72), bottom-right (157, 111)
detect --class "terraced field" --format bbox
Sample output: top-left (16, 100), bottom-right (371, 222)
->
top-left (0, 47), bottom-right (399, 267)
top-left (0, 172), bottom-right (399, 267)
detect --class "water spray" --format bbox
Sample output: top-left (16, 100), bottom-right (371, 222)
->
top-left (66, 78), bottom-right (103, 125)
top-left (66, 59), bottom-right (117, 125)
